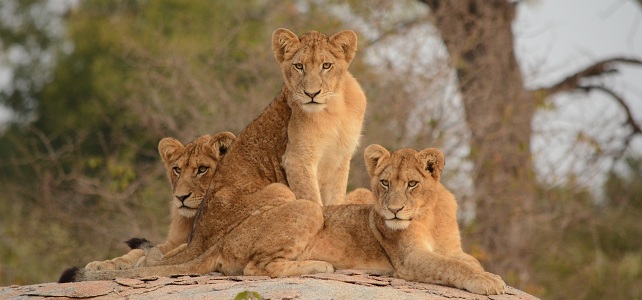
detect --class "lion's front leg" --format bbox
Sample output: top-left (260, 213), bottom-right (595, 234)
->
top-left (454, 252), bottom-right (484, 271)
top-left (394, 250), bottom-right (506, 295)
top-left (282, 146), bottom-right (322, 205)
top-left (85, 249), bottom-right (145, 271)
top-left (318, 159), bottom-right (350, 205)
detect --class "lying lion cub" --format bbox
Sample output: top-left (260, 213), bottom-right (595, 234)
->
top-left (296, 145), bottom-right (507, 295)
top-left (84, 133), bottom-right (235, 271)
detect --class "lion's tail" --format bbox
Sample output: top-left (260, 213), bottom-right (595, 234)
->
top-left (125, 237), bottom-right (155, 251)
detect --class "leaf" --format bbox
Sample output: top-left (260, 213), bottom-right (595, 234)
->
top-left (234, 290), bottom-right (263, 300)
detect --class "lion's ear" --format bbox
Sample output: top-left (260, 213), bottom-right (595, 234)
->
top-left (209, 131), bottom-right (236, 159)
top-left (158, 137), bottom-right (185, 165)
top-left (272, 28), bottom-right (299, 63)
top-left (364, 144), bottom-right (390, 178)
top-left (415, 148), bottom-right (445, 181)
top-left (329, 30), bottom-right (357, 63)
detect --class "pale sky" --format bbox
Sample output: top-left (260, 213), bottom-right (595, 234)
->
top-left (515, 0), bottom-right (642, 188)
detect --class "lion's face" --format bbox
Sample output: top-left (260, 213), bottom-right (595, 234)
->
top-left (158, 132), bottom-right (235, 218)
top-left (364, 145), bottom-right (445, 230)
top-left (272, 28), bottom-right (357, 113)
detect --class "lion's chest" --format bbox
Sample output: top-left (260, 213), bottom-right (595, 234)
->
top-left (318, 113), bottom-right (361, 172)
top-left (288, 104), bottom-right (361, 164)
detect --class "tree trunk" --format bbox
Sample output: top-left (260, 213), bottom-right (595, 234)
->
top-left (419, 0), bottom-right (535, 284)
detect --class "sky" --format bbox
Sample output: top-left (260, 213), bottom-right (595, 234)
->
top-left (514, 0), bottom-right (642, 189)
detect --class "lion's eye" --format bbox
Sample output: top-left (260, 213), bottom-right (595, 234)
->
top-left (408, 181), bottom-right (418, 188)
top-left (294, 63), bottom-right (304, 70)
top-left (197, 166), bottom-right (209, 174)
top-left (322, 62), bottom-right (332, 70)
top-left (380, 179), bottom-right (389, 188)
top-left (173, 167), bottom-right (181, 175)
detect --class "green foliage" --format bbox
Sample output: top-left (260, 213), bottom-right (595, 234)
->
top-left (531, 157), bottom-right (642, 300)
top-left (0, 0), bottom-right (67, 119)
top-left (234, 291), bottom-right (263, 300)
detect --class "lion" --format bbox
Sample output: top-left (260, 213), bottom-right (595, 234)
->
top-left (293, 145), bottom-right (505, 295)
top-left (84, 132), bottom-right (235, 271)
top-left (58, 28), bottom-right (503, 295)
top-left (276, 28), bottom-right (366, 206)
top-left (60, 28), bottom-right (364, 281)
top-left (62, 143), bottom-right (506, 295)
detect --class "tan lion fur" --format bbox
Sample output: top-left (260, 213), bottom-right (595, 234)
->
top-left (59, 29), bottom-right (504, 296)
top-left (358, 145), bottom-right (506, 295)
top-left (300, 145), bottom-right (506, 295)
top-left (63, 141), bottom-right (507, 295)
top-left (61, 28), bottom-right (364, 281)
top-left (275, 28), bottom-right (366, 206)
top-left (83, 133), bottom-right (235, 271)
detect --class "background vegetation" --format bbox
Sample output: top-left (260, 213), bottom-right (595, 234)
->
top-left (0, 1), bottom-right (640, 299)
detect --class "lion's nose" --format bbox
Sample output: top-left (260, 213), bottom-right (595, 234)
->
top-left (176, 193), bottom-right (192, 203)
top-left (388, 206), bottom-right (404, 214)
top-left (304, 90), bottom-right (321, 99)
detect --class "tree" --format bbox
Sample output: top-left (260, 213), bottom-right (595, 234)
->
top-left (416, 0), bottom-right (641, 285)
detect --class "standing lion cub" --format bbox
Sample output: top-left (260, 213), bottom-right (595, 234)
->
top-left (274, 28), bottom-right (366, 205)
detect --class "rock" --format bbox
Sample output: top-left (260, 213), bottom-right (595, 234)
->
top-left (0, 270), bottom-right (539, 299)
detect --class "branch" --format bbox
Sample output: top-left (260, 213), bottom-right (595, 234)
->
top-left (366, 19), bottom-right (424, 47)
top-left (533, 57), bottom-right (642, 97)
top-left (577, 84), bottom-right (642, 160)
top-left (578, 85), bottom-right (642, 135)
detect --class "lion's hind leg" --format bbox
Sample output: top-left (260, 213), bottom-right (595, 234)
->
top-left (243, 199), bottom-right (332, 277)
top-left (223, 188), bottom-right (329, 277)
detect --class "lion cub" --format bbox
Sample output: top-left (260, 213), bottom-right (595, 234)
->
top-left (300, 145), bottom-right (506, 295)
top-left (360, 144), bottom-right (506, 295)
top-left (273, 28), bottom-right (366, 205)
top-left (84, 132), bottom-right (235, 271)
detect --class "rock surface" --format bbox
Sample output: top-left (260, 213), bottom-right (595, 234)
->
top-left (0, 269), bottom-right (539, 299)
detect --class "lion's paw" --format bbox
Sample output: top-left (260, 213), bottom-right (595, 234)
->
top-left (462, 271), bottom-right (506, 295)
top-left (310, 261), bottom-right (334, 274)
top-left (85, 260), bottom-right (115, 271)
top-left (135, 249), bottom-right (163, 268)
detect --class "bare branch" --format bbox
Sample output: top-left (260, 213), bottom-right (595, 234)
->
top-left (577, 84), bottom-right (642, 160)
top-left (366, 19), bottom-right (424, 46)
top-left (579, 85), bottom-right (642, 135)
top-left (533, 57), bottom-right (642, 97)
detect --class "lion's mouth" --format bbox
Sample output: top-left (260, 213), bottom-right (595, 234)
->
top-left (387, 216), bottom-right (412, 221)
top-left (300, 100), bottom-right (326, 112)
top-left (384, 218), bottom-right (411, 230)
